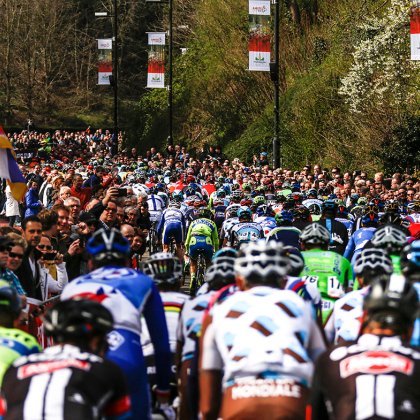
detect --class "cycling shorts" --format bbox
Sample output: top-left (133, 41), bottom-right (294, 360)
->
top-left (188, 235), bottom-right (214, 260)
top-left (220, 378), bottom-right (308, 420)
top-left (162, 221), bottom-right (184, 245)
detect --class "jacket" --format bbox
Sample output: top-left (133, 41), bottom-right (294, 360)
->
top-left (24, 188), bottom-right (42, 218)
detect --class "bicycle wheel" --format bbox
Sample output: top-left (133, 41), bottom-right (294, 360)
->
top-left (196, 254), bottom-right (206, 289)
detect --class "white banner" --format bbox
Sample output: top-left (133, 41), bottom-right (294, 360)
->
top-left (249, 0), bottom-right (271, 16)
top-left (97, 38), bottom-right (113, 85)
top-left (147, 32), bottom-right (166, 88)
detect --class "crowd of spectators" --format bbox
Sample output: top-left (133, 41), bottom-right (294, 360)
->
top-left (0, 128), bottom-right (418, 304)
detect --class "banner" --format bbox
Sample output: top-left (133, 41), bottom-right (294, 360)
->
top-left (147, 32), bottom-right (166, 88)
top-left (249, 0), bottom-right (271, 71)
top-left (411, 1), bottom-right (420, 60)
top-left (98, 38), bottom-right (113, 85)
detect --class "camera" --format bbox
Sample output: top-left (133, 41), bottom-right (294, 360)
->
top-left (117, 188), bottom-right (128, 197)
top-left (43, 251), bottom-right (57, 261)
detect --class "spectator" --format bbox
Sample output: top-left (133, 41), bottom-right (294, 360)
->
top-left (64, 196), bottom-right (81, 224)
top-left (0, 236), bottom-right (26, 296)
top-left (70, 174), bottom-right (92, 209)
top-left (4, 185), bottom-right (20, 227)
top-left (24, 181), bottom-right (43, 218)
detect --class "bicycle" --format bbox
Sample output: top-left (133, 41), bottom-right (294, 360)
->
top-left (148, 222), bottom-right (161, 255)
top-left (190, 250), bottom-right (207, 297)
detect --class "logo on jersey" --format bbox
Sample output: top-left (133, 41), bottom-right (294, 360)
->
top-left (107, 330), bottom-right (125, 351)
top-left (18, 359), bottom-right (90, 379)
top-left (339, 351), bottom-right (414, 378)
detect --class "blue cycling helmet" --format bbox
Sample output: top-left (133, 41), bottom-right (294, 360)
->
top-left (237, 206), bottom-right (252, 221)
top-left (87, 228), bottom-right (130, 263)
top-left (361, 205), bottom-right (379, 225)
top-left (322, 199), bottom-right (338, 215)
top-left (216, 189), bottom-right (226, 198)
top-left (401, 240), bottom-right (420, 279)
top-left (213, 247), bottom-right (238, 260)
top-left (256, 204), bottom-right (270, 217)
top-left (275, 210), bottom-right (294, 225)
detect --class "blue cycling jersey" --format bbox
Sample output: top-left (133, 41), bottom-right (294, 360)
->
top-left (61, 266), bottom-right (172, 420)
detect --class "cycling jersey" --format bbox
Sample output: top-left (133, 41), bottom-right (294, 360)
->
top-left (229, 222), bottom-right (264, 248)
top-left (344, 227), bottom-right (376, 262)
top-left (301, 250), bottom-right (353, 325)
top-left (220, 217), bottom-right (238, 244)
top-left (213, 205), bottom-right (227, 230)
top-left (285, 276), bottom-right (321, 314)
top-left (265, 226), bottom-right (301, 248)
top-left (318, 218), bottom-right (349, 255)
top-left (254, 216), bottom-right (277, 237)
top-left (157, 207), bottom-right (186, 244)
top-left (308, 334), bottom-right (420, 420)
top-left (60, 266), bottom-right (172, 420)
top-left (201, 286), bottom-right (326, 387)
top-left (335, 216), bottom-right (354, 238)
top-left (185, 218), bottom-right (219, 260)
top-left (1, 344), bottom-right (131, 420)
top-left (147, 194), bottom-right (165, 222)
top-left (0, 327), bottom-right (41, 385)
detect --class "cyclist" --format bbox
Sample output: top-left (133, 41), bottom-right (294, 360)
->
top-left (147, 186), bottom-right (166, 224)
top-left (229, 207), bottom-right (264, 249)
top-left (318, 199), bottom-right (349, 255)
top-left (220, 205), bottom-right (240, 247)
top-left (300, 223), bottom-right (353, 325)
top-left (325, 248), bottom-right (393, 344)
top-left (185, 208), bottom-right (219, 295)
top-left (1, 299), bottom-right (132, 419)
top-left (308, 275), bottom-right (420, 420)
top-left (335, 200), bottom-right (354, 238)
top-left (212, 198), bottom-right (227, 230)
top-left (401, 240), bottom-right (420, 347)
top-left (344, 204), bottom-right (379, 263)
top-left (60, 228), bottom-right (172, 420)
top-left (253, 204), bottom-right (276, 237)
top-left (200, 240), bottom-right (325, 420)
top-left (0, 280), bottom-right (40, 385)
top-left (370, 224), bottom-right (408, 273)
top-left (142, 253), bottom-right (188, 418)
top-left (266, 210), bottom-right (301, 248)
top-left (157, 200), bottom-right (186, 261)
top-left (177, 256), bottom-right (236, 419)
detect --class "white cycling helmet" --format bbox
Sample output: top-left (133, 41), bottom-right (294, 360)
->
top-left (299, 223), bottom-right (330, 245)
top-left (371, 225), bottom-right (407, 254)
top-left (235, 240), bottom-right (290, 286)
top-left (353, 248), bottom-right (393, 279)
top-left (205, 257), bottom-right (236, 290)
top-left (142, 252), bottom-right (182, 285)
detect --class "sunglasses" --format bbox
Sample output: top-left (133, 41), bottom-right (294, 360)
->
top-left (9, 252), bottom-right (23, 259)
top-left (37, 244), bottom-right (53, 251)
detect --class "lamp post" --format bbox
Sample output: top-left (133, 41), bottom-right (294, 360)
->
top-left (270, 0), bottom-right (280, 169)
top-left (95, 3), bottom-right (119, 157)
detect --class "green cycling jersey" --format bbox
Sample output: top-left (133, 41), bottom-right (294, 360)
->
top-left (185, 218), bottom-right (219, 252)
top-left (301, 249), bottom-right (353, 325)
top-left (0, 327), bottom-right (41, 385)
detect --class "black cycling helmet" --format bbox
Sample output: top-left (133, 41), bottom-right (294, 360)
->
top-left (371, 225), bottom-right (407, 254)
top-left (0, 280), bottom-right (21, 318)
top-left (283, 246), bottom-right (304, 277)
top-left (142, 252), bottom-right (182, 285)
top-left (44, 299), bottom-right (114, 342)
top-left (300, 223), bottom-right (330, 246)
top-left (86, 228), bottom-right (130, 264)
top-left (322, 199), bottom-right (338, 216)
top-left (353, 249), bottom-right (393, 285)
top-left (400, 240), bottom-right (420, 280)
top-left (363, 274), bottom-right (418, 330)
top-left (195, 208), bottom-right (214, 220)
top-left (205, 257), bottom-right (236, 291)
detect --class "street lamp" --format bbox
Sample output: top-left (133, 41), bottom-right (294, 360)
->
top-left (270, 0), bottom-right (280, 169)
top-left (95, 3), bottom-right (119, 157)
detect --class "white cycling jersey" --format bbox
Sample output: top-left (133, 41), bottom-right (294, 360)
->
top-left (147, 194), bottom-right (165, 222)
top-left (324, 288), bottom-right (369, 344)
top-left (177, 292), bottom-right (215, 363)
top-left (220, 217), bottom-right (238, 243)
top-left (142, 291), bottom-right (189, 356)
top-left (201, 286), bottom-right (326, 388)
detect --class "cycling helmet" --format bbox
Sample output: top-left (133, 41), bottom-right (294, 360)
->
top-left (361, 205), bottom-right (379, 225)
top-left (357, 197), bottom-right (368, 206)
top-left (231, 184), bottom-right (241, 192)
top-left (213, 198), bottom-right (225, 208)
top-left (235, 240), bottom-right (290, 286)
top-left (322, 199), bottom-right (338, 215)
top-left (86, 228), bottom-right (130, 263)
top-left (384, 201), bottom-right (400, 214)
top-left (353, 249), bottom-right (393, 283)
top-left (216, 189), bottom-right (226, 199)
top-left (155, 182), bottom-right (165, 192)
top-left (237, 207), bottom-right (252, 221)
top-left (306, 202), bottom-right (322, 215)
top-left (275, 210), bottom-right (293, 225)
top-left (283, 246), bottom-right (304, 277)
top-left (196, 208), bottom-right (214, 220)
top-left (293, 205), bottom-right (310, 221)
top-left (44, 299), bottom-right (114, 341)
top-left (256, 204), bottom-right (271, 217)
top-left (230, 190), bottom-right (243, 203)
top-left (172, 191), bottom-right (183, 202)
top-left (371, 225), bottom-right (407, 254)
top-left (307, 188), bottom-right (317, 198)
top-left (240, 198), bottom-right (253, 207)
top-left (0, 280), bottom-right (21, 317)
top-left (169, 200), bottom-right (181, 208)
top-left (300, 223), bottom-right (330, 246)
top-left (194, 198), bottom-right (207, 208)
top-left (212, 247), bottom-right (238, 260)
top-left (337, 201), bottom-right (349, 217)
top-left (205, 257), bottom-right (236, 290)
top-left (242, 183), bottom-right (251, 192)
top-left (363, 274), bottom-right (418, 327)
top-left (253, 196), bottom-right (266, 206)
top-left (400, 240), bottom-right (420, 279)
top-left (142, 252), bottom-right (182, 285)
top-left (407, 201), bottom-right (420, 213)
